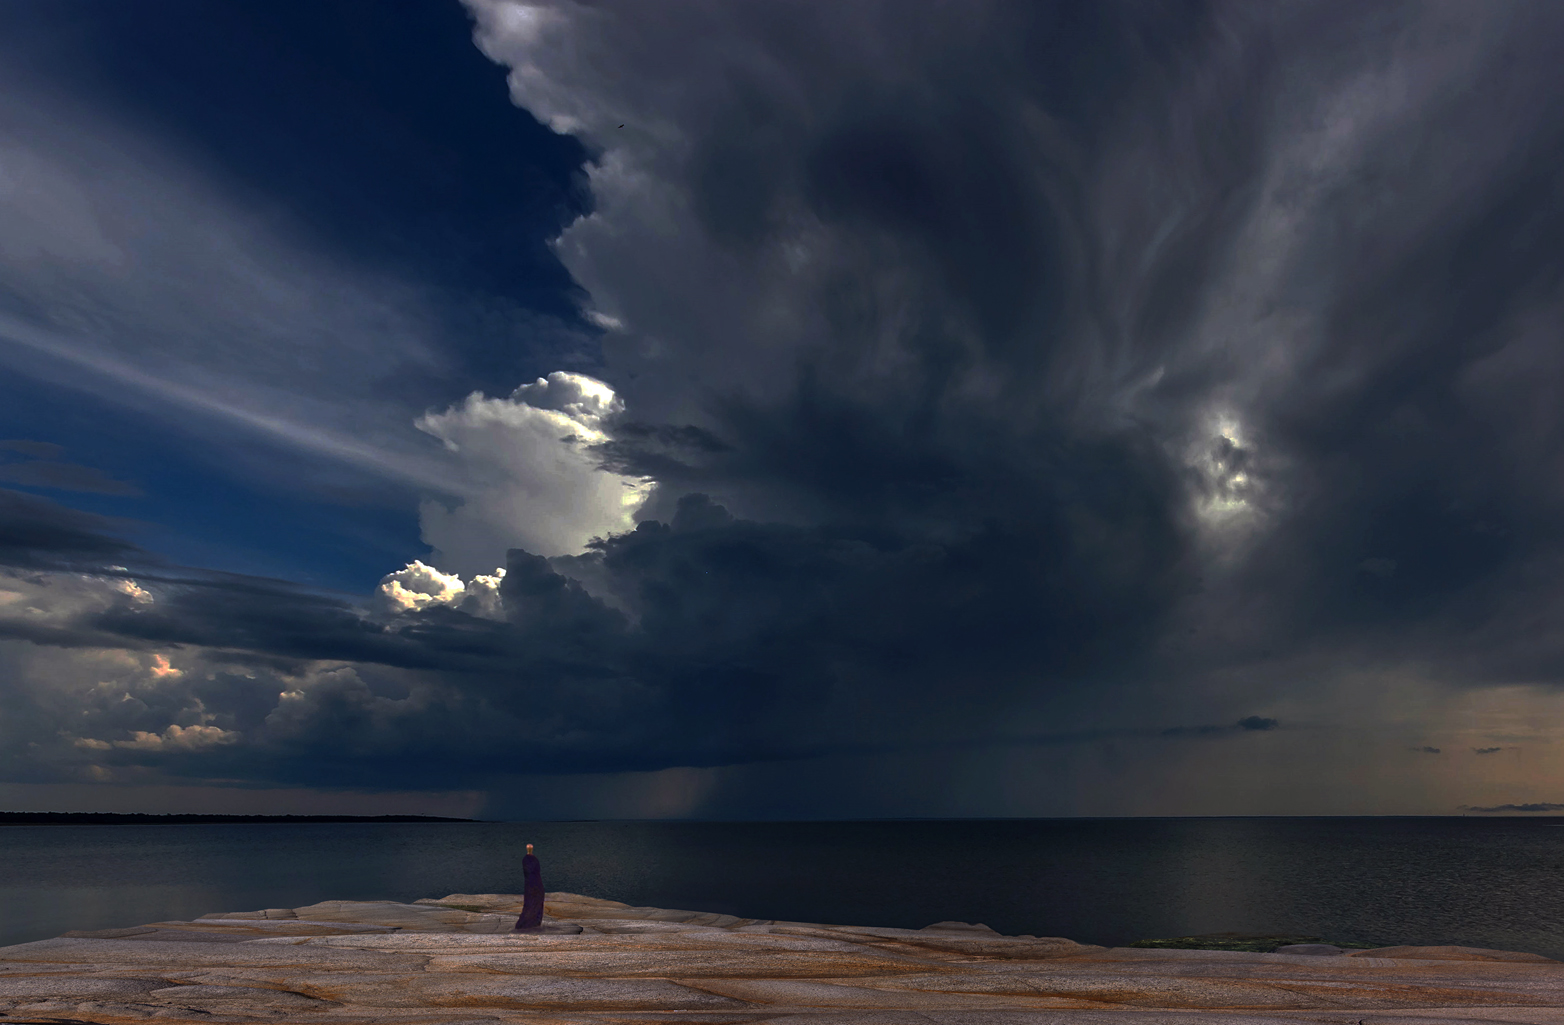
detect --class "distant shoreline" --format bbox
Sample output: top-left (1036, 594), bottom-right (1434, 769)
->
top-left (0, 812), bottom-right (478, 825)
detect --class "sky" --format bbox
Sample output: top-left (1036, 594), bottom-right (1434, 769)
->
top-left (1, 0), bottom-right (1563, 820)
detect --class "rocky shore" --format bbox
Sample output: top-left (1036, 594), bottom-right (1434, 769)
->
top-left (2, 891), bottom-right (1559, 1023)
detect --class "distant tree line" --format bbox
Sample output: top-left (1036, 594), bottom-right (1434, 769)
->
top-left (0, 812), bottom-right (476, 825)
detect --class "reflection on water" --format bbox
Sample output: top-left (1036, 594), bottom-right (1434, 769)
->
top-left (2, 817), bottom-right (1562, 957)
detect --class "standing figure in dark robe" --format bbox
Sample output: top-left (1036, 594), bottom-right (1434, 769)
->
top-left (514, 843), bottom-right (544, 931)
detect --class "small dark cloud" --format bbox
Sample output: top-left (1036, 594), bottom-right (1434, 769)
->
top-left (1159, 716), bottom-right (1280, 738)
top-left (1414, 746), bottom-right (1442, 754)
top-left (1464, 803), bottom-right (1564, 813)
top-left (0, 460), bottom-right (142, 496)
top-left (0, 440), bottom-right (141, 496)
top-left (0, 439), bottom-right (65, 459)
top-left (1473, 746), bottom-right (1503, 754)
top-left (608, 421), bottom-right (732, 454)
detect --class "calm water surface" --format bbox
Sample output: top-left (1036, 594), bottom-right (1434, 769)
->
top-left (4, 818), bottom-right (1563, 957)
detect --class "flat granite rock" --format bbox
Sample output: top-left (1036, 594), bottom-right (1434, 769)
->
top-left (2, 891), bottom-right (1560, 1024)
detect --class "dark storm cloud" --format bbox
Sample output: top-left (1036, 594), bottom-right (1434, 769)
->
top-left (545, 492), bottom-right (1184, 769)
top-left (478, 0), bottom-right (1564, 700)
top-left (11, 0), bottom-right (1564, 805)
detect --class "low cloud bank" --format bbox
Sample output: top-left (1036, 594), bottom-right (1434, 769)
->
top-left (0, 483), bottom-right (1250, 792)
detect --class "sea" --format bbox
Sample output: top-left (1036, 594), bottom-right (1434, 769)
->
top-left (3, 817), bottom-right (1563, 957)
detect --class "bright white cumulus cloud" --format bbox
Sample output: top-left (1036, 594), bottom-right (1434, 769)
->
top-left (376, 560), bottom-right (506, 619)
top-left (414, 371), bottom-right (653, 576)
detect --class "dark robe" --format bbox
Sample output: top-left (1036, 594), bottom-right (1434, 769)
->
top-left (514, 853), bottom-right (544, 930)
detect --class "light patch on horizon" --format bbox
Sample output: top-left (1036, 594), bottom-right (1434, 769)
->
top-left (612, 765), bottom-right (721, 820)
